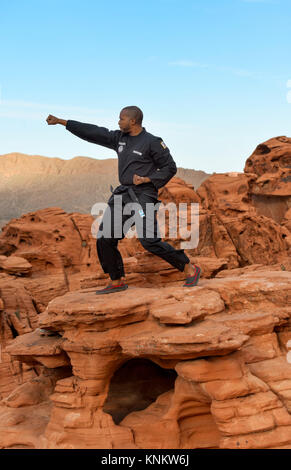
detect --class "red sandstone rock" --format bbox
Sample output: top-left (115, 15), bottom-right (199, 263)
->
top-left (0, 255), bottom-right (32, 275)
top-left (5, 329), bottom-right (70, 368)
top-left (0, 269), bottom-right (289, 449)
top-left (244, 136), bottom-right (291, 225)
top-left (0, 145), bottom-right (291, 449)
top-left (244, 136), bottom-right (291, 186)
top-left (197, 172), bottom-right (290, 266)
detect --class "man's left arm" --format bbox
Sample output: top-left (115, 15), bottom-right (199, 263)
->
top-left (147, 138), bottom-right (177, 190)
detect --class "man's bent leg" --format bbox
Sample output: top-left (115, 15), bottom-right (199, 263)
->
top-left (139, 237), bottom-right (189, 271)
top-left (136, 191), bottom-right (201, 286)
top-left (138, 237), bottom-right (201, 286)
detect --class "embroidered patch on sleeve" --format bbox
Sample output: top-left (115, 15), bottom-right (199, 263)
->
top-left (160, 141), bottom-right (167, 149)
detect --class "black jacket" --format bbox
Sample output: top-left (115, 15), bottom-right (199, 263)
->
top-left (66, 120), bottom-right (177, 191)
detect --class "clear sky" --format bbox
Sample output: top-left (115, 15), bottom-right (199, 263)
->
top-left (1, 0), bottom-right (291, 173)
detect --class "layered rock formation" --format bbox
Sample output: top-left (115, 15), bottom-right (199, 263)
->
top-left (0, 136), bottom-right (290, 449)
top-left (1, 270), bottom-right (291, 449)
top-left (244, 136), bottom-right (291, 224)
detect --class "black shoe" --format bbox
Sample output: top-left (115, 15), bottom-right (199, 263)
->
top-left (95, 283), bottom-right (128, 295)
top-left (183, 265), bottom-right (202, 287)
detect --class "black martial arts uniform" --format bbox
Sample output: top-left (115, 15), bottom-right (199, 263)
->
top-left (66, 120), bottom-right (190, 280)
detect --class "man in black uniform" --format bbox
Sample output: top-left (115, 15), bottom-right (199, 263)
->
top-left (46, 106), bottom-right (201, 294)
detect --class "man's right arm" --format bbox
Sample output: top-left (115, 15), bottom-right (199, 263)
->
top-left (46, 114), bottom-right (120, 150)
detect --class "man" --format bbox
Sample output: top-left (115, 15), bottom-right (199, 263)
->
top-left (46, 106), bottom-right (201, 294)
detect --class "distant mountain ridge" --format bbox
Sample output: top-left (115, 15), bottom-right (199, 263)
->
top-left (0, 152), bottom-right (211, 229)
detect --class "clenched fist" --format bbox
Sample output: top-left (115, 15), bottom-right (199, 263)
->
top-left (46, 114), bottom-right (59, 125)
top-left (46, 115), bottom-right (67, 126)
top-left (133, 174), bottom-right (151, 185)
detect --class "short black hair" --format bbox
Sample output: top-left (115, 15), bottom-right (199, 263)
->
top-left (121, 106), bottom-right (143, 125)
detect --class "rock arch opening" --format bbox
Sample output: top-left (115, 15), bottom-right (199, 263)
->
top-left (103, 358), bottom-right (177, 425)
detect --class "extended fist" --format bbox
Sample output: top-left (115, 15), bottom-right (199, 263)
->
top-left (46, 114), bottom-right (59, 125)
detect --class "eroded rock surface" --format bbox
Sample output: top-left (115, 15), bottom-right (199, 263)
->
top-left (0, 270), bottom-right (289, 449)
top-left (244, 136), bottom-right (291, 224)
top-left (0, 139), bottom-right (291, 449)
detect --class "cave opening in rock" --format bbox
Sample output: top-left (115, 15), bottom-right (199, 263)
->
top-left (103, 358), bottom-right (177, 425)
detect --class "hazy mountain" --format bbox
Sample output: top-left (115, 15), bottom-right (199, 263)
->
top-left (0, 152), bottom-right (211, 229)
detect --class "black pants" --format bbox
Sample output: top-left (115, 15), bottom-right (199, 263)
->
top-left (96, 186), bottom-right (190, 281)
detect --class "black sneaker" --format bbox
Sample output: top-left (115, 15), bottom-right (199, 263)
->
top-left (95, 283), bottom-right (128, 295)
top-left (183, 265), bottom-right (202, 287)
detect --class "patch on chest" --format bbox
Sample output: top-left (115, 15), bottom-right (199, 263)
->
top-left (118, 142), bottom-right (126, 153)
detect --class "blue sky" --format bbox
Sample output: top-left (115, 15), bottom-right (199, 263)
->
top-left (1, 0), bottom-right (291, 173)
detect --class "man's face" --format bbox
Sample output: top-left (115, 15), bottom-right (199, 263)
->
top-left (118, 110), bottom-right (134, 133)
